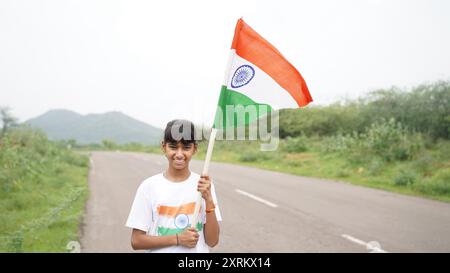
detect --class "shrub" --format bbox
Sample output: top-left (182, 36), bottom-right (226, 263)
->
top-left (394, 170), bottom-right (418, 186)
top-left (0, 126), bottom-right (87, 192)
top-left (367, 159), bottom-right (385, 176)
top-left (280, 81), bottom-right (450, 140)
top-left (415, 169), bottom-right (450, 196)
top-left (282, 136), bottom-right (308, 153)
top-left (361, 119), bottom-right (423, 162)
top-left (322, 119), bottom-right (424, 163)
top-left (320, 133), bottom-right (359, 154)
top-left (411, 153), bottom-right (435, 176)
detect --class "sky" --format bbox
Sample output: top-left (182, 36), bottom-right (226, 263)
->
top-left (1, 0), bottom-right (449, 129)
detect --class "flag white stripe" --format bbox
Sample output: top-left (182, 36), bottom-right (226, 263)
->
top-left (226, 49), bottom-right (298, 109)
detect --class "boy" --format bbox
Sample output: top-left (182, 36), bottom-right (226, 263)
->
top-left (126, 119), bottom-right (222, 252)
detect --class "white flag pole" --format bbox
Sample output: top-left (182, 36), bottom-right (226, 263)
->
top-left (191, 50), bottom-right (235, 228)
top-left (191, 128), bottom-right (217, 227)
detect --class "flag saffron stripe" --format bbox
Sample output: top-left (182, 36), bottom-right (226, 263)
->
top-left (158, 202), bottom-right (196, 217)
top-left (231, 18), bottom-right (313, 107)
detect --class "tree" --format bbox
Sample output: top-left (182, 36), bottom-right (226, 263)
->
top-left (0, 106), bottom-right (18, 138)
top-left (102, 139), bottom-right (117, 150)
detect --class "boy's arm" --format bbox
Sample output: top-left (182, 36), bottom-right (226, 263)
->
top-left (203, 199), bottom-right (220, 248)
top-left (131, 229), bottom-right (176, 250)
top-left (198, 175), bottom-right (220, 248)
top-left (131, 228), bottom-right (200, 250)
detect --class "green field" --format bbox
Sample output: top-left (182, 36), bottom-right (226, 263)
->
top-left (0, 128), bottom-right (89, 252)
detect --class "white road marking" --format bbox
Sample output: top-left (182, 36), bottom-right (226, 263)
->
top-left (341, 234), bottom-right (388, 253)
top-left (235, 189), bottom-right (278, 208)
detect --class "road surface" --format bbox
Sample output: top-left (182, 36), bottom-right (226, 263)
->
top-left (80, 151), bottom-right (450, 252)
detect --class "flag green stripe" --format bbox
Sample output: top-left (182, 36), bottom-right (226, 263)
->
top-left (157, 222), bottom-right (203, 236)
top-left (214, 85), bottom-right (273, 129)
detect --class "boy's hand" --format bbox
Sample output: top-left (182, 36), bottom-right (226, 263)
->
top-left (197, 175), bottom-right (213, 202)
top-left (178, 227), bottom-right (199, 248)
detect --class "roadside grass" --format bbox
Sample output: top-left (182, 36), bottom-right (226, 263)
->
top-left (0, 128), bottom-right (89, 252)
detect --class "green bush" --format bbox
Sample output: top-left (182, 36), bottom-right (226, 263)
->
top-left (320, 133), bottom-right (359, 154)
top-left (366, 159), bottom-right (385, 176)
top-left (280, 102), bottom-right (364, 138)
top-left (394, 170), bottom-right (418, 186)
top-left (322, 119), bottom-right (423, 164)
top-left (411, 153), bottom-right (435, 176)
top-left (0, 128), bottom-right (46, 191)
top-left (60, 152), bottom-right (88, 168)
top-left (0, 126), bottom-right (87, 192)
top-left (101, 139), bottom-right (117, 150)
top-left (279, 81), bottom-right (450, 140)
top-left (415, 169), bottom-right (450, 196)
top-left (282, 136), bottom-right (308, 153)
top-left (361, 119), bottom-right (423, 162)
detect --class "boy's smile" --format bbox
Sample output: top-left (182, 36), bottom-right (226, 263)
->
top-left (173, 154), bottom-right (187, 168)
top-left (163, 141), bottom-right (197, 171)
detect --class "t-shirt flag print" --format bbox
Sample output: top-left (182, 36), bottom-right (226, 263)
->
top-left (214, 18), bottom-right (313, 128)
top-left (156, 202), bottom-right (203, 236)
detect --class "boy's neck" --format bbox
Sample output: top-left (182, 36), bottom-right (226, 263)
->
top-left (164, 167), bottom-right (191, 183)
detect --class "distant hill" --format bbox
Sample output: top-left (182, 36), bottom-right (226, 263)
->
top-left (25, 109), bottom-right (162, 145)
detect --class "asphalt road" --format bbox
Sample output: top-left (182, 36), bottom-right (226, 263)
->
top-left (80, 151), bottom-right (450, 252)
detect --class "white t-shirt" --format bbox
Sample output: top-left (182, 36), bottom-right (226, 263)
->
top-left (126, 171), bottom-right (222, 253)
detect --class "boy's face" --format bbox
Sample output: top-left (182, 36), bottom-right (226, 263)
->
top-left (162, 141), bottom-right (197, 171)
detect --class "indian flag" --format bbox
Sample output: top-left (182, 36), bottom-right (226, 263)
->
top-left (156, 202), bottom-right (203, 236)
top-left (214, 18), bottom-right (312, 128)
